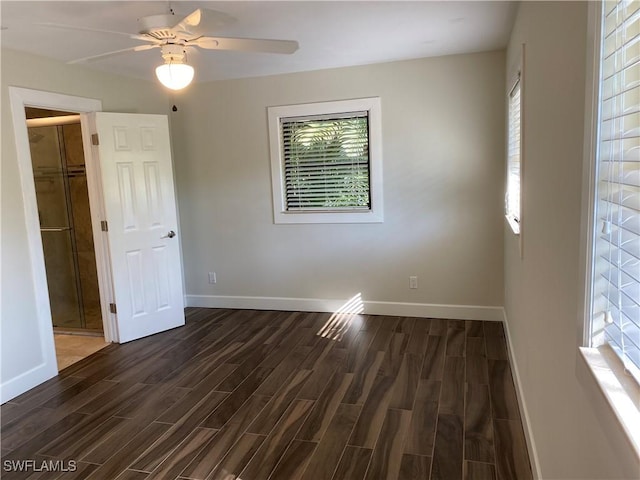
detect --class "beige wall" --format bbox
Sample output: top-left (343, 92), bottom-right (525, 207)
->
top-left (1, 49), bottom-right (168, 385)
top-left (504, 2), bottom-right (639, 478)
top-left (174, 51), bottom-right (506, 312)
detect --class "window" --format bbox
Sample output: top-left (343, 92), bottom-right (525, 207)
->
top-left (506, 76), bottom-right (522, 234)
top-left (268, 98), bottom-right (383, 224)
top-left (589, 0), bottom-right (640, 383)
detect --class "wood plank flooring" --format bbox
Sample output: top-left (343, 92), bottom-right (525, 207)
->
top-left (1, 308), bottom-right (533, 480)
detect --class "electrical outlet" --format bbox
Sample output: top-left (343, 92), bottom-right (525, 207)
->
top-left (208, 272), bottom-right (217, 284)
top-left (409, 276), bottom-right (418, 289)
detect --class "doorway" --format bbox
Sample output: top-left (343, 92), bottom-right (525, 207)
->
top-left (27, 108), bottom-right (103, 334)
top-left (25, 107), bottom-right (109, 368)
top-left (4, 87), bottom-right (111, 403)
top-left (5, 87), bottom-right (185, 403)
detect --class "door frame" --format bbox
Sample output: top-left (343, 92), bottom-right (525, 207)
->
top-left (9, 87), bottom-right (117, 359)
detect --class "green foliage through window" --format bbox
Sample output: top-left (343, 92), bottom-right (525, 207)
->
top-left (281, 114), bottom-right (370, 211)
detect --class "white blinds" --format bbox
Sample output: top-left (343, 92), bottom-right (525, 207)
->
top-left (506, 79), bottom-right (522, 232)
top-left (281, 113), bottom-right (371, 211)
top-left (593, 0), bottom-right (640, 378)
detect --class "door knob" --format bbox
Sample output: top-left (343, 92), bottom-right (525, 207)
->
top-left (162, 230), bottom-right (176, 239)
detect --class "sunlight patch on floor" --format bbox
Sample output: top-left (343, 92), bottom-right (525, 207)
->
top-left (317, 292), bottom-right (364, 341)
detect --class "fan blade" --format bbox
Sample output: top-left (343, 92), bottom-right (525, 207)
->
top-left (68, 44), bottom-right (159, 64)
top-left (189, 36), bottom-right (299, 54)
top-left (35, 22), bottom-right (158, 43)
top-left (171, 8), bottom-right (236, 37)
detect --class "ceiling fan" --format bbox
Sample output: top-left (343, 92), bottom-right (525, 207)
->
top-left (39, 8), bottom-right (299, 90)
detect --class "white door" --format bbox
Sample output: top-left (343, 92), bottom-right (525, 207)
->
top-left (92, 112), bottom-right (185, 343)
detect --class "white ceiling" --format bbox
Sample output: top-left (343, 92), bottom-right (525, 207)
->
top-left (0, 1), bottom-right (517, 83)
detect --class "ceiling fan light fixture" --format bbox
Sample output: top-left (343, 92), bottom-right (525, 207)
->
top-left (155, 45), bottom-right (194, 90)
top-left (156, 62), bottom-right (194, 90)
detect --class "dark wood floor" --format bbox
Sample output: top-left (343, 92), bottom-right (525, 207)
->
top-left (1, 308), bottom-right (532, 480)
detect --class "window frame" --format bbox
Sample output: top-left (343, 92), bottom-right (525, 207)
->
top-left (267, 97), bottom-right (383, 224)
top-left (578, 0), bottom-right (640, 456)
top-left (584, 0), bottom-right (640, 383)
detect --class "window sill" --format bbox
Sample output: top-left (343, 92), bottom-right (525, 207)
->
top-left (274, 209), bottom-right (383, 224)
top-left (505, 215), bottom-right (520, 235)
top-left (578, 345), bottom-right (640, 458)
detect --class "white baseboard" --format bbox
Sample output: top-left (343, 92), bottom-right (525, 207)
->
top-left (501, 309), bottom-right (542, 479)
top-left (185, 294), bottom-right (505, 321)
top-left (364, 301), bottom-right (504, 321)
top-left (1, 361), bottom-right (57, 404)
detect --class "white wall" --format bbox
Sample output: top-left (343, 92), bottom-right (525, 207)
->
top-left (504, 3), bottom-right (639, 478)
top-left (174, 51), bottom-right (506, 316)
top-left (0, 49), bottom-right (169, 399)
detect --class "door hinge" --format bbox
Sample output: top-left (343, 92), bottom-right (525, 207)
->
top-left (91, 133), bottom-right (99, 146)
top-left (109, 303), bottom-right (117, 314)
top-left (100, 220), bottom-right (108, 232)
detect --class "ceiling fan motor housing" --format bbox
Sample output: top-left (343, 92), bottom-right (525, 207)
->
top-left (138, 14), bottom-right (178, 40)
